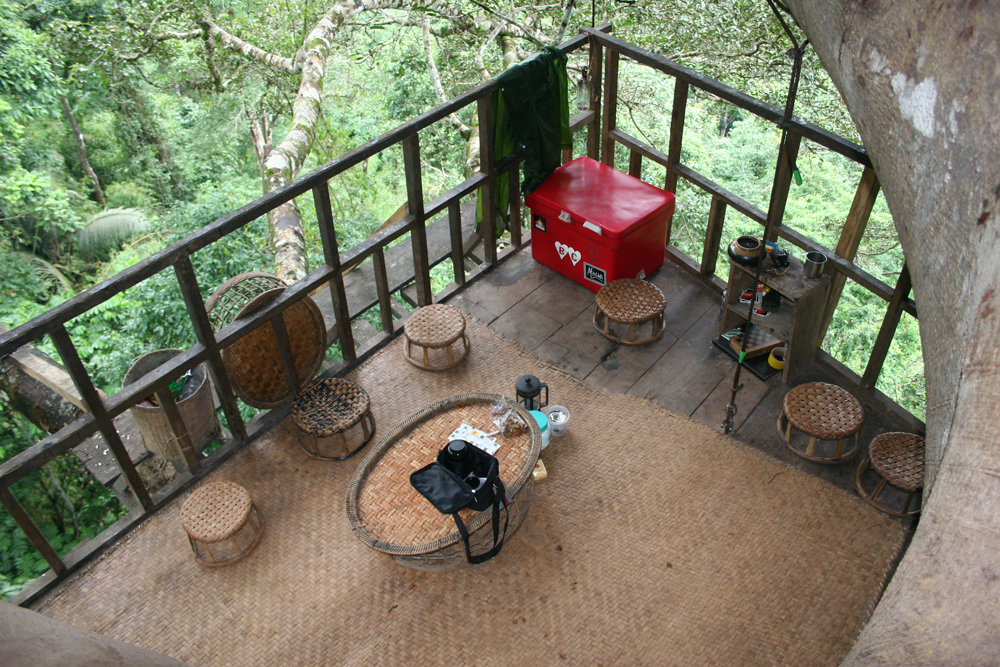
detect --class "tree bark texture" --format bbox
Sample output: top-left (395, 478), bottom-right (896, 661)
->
top-left (786, 2), bottom-right (1000, 663)
top-left (59, 95), bottom-right (105, 208)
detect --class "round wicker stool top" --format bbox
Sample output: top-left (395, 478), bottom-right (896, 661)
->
top-left (869, 432), bottom-right (924, 493)
top-left (293, 378), bottom-right (370, 437)
top-left (346, 393), bottom-right (540, 556)
top-left (595, 279), bottom-right (666, 324)
top-left (180, 481), bottom-right (253, 543)
top-left (783, 382), bottom-right (864, 440)
top-left (403, 304), bottom-right (466, 348)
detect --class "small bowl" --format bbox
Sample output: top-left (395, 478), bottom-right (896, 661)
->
top-left (733, 236), bottom-right (763, 258)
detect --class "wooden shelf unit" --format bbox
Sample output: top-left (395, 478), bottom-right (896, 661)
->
top-left (720, 254), bottom-right (830, 382)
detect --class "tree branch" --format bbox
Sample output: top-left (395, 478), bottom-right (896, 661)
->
top-left (422, 18), bottom-right (470, 139)
top-left (203, 19), bottom-right (300, 73)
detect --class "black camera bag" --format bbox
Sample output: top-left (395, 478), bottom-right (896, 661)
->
top-left (410, 443), bottom-right (510, 564)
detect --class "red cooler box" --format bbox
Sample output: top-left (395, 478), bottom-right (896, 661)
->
top-left (525, 157), bottom-right (675, 292)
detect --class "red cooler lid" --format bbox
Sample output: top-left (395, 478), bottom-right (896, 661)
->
top-left (526, 157), bottom-right (675, 240)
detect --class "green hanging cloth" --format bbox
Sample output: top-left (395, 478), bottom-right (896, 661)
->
top-left (477, 47), bottom-right (571, 233)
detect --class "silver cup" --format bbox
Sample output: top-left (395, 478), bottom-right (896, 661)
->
top-left (804, 252), bottom-right (827, 278)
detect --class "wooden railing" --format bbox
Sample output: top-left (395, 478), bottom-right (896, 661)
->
top-left (0, 24), bottom-right (919, 604)
top-left (581, 27), bottom-right (918, 417)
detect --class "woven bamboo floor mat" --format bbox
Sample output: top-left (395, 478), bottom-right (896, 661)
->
top-left (37, 317), bottom-right (906, 666)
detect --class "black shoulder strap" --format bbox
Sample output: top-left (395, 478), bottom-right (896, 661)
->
top-left (451, 480), bottom-right (509, 565)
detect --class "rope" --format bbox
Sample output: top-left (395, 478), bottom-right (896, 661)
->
top-left (723, 4), bottom-right (809, 434)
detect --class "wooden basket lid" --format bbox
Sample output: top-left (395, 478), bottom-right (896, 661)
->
top-left (223, 287), bottom-right (327, 408)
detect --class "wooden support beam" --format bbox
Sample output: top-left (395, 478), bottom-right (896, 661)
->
top-left (601, 48), bottom-right (620, 168)
top-left (819, 166), bottom-right (881, 341)
top-left (174, 257), bottom-right (247, 440)
top-left (152, 387), bottom-right (200, 474)
top-left (477, 95), bottom-right (498, 265)
top-left (312, 183), bottom-right (357, 360)
top-left (372, 246), bottom-right (395, 333)
top-left (447, 201), bottom-right (466, 285)
top-left (665, 78), bottom-right (689, 197)
top-left (586, 36), bottom-right (603, 161)
top-left (702, 196), bottom-right (727, 278)
top-left (764, 131), bottom-right (801, 242)
top-left (403, 133), bottom-right (432, 305)
top-left (862, 264), bottom-right (913, 390)
top-left (508, 166), bottom-right (523, 247)
top-left (0, 486), bottom-right (66, 575)
top-left (49, 326), bottom-right (153, 511)
top-left (269, 311), bottom-right (300, 395)
top-left (628, 149), bottom-right (642, 179)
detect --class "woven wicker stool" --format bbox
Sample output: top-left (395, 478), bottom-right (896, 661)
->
top-left (778, 382), bottom-right (864, 464)
top-left (856, 432), bottom-right (924, 518)
top-left (180, 481), bottom-right (263, 567)
top-left (403, 304), bottom-right (470, 371)
top-left (292, 378), bottom-right (375, 460)
top-left (593, 279), bottom-right (666, 345)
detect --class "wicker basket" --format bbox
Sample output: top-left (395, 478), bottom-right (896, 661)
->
top-left (206, 272), bottom-right (327, 409)
top-left (205, 271), bottom-right (285, 331)
top-left (346, 393), bottom-right (540, 570)
top-left (123, 349), bottom-right (219, 464)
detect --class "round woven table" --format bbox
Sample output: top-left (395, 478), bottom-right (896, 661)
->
top-left (593, 279), bottom-right (666, 345)
top-left (403, 304), bottom-right (470, 371)
top-left (292, 378), bottom-right (375, 460)
top-left (778, 382), bottom-right (864, 464)
top-left (856, 432), bottom-right (924, 518)
top-left (346, 393), bottom-right (540, 570)
top-left (180, 481), bottom-right (263, 567)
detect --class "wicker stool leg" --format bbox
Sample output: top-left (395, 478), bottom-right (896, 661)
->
top-left (628, 323), bottom-right (637, 342)
top-left (446, 342), bottom-right (455, 366)
top-left (422, 344), bottom-right (430, 368)
top-left (805, 436), bottom-right (817, 458)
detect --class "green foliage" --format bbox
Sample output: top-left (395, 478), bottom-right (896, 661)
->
top-left (75, 207), bottom-right (150, 258)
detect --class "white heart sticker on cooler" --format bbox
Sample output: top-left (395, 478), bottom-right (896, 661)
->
top-left (554, 242), bottom-right (582, 266)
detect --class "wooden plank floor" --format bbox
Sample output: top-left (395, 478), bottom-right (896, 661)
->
top-left (448, 245), bottom-right (920, 519)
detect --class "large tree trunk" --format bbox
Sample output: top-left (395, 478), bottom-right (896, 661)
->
top-left (786, 2), bottom-right (1000, 663)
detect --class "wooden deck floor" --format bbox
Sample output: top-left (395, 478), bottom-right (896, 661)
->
top-left (447, 245), bottom-right (919, 516)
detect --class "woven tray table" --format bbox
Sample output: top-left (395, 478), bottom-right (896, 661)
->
top-left (180, 481), bottom-right (263, 567)
top-left (778, 382), bottom-right (864, 464)
top-left (403, 304), bottom-right (470, 370)
top-left (856, 432), bottom-right (924, 518)
top-left (292, 378), bottom-right (375, 460)
top-left (593, 278), bottom-right (666, 345)
top-left (346, 393), bottom-right (540, 570)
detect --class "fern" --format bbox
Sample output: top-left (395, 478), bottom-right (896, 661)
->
top-left (75, 208), bottom-right (150, 259)
top-left (14, 252), bottom-right (75, 295)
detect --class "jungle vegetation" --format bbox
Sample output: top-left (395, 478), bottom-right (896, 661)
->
top-left (0, 0), bottom-right (921, 596)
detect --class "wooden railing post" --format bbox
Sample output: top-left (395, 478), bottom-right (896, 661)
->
top-left (664, 78), bottom-right (689, 246)
top-left (447, 201), bottom-right (466, 284)
top-left (372, 247), bottom-right (395, 333)
top-left (664, 79), bottom-right (688, 195)
top-left (269, 312), bottom-right (301, 395)
top-left (174, 255), bottom-right (247, 439)
top-left (152, 388), bottom-right (201, 473)
top-left (312, 183), bottom-right (357, 361)
top-left (0, 486), bottom-right (66, 575)
top-left (49, 325), bottom-right (153, 511)
top-left (818, 166), bottom-right (881, 341)
top-left (508, 166), bottom-right (523, 246)
top-left (403, 133), bottom-right (433, 304)
top-left (628, 150), bottom-right (642, 179)
top-left (477, 95), bottom-right (498, 265)
top-left (764, 130), bottom-right (802, 242)
top-left (702, 196), bottom-right (727, 277)
top-left (862, 264), bottom-right (913, 390)
top-left (587, 35), bottom-right (603, 161)
top-left (600, 48), bottom-right (620, 168)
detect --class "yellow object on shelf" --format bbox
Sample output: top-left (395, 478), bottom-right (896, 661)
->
top-left (768, 347), bottom-right (786, 370)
